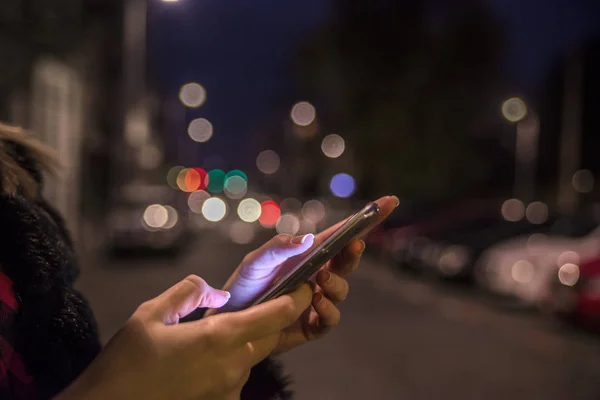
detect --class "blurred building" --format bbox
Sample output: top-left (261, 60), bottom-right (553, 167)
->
top-left (0, 0), bottom-right (168, 253)
top-left (537, 35), bottom-right (600, 214)
top-left (0, 1), bottom-right (107, 240)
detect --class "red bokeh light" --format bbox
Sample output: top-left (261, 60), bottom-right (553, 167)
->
top-left (193, 167), bottom-right (208, 190)
top-left (259, 200), bottom-right (281, 227)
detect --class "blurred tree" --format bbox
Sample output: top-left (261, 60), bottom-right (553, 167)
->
top-left (294, 0), bottom-right (506, 201)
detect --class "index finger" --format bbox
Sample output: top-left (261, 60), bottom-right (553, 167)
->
top-left (221, 283), bottom-right (313, 343)
top-left (314, 196), bottom-right (399, 245)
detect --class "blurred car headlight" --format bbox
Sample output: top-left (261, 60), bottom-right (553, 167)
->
top-left (437, 245), bottom-right (471, 276)
top-left (511, 260), bottom-right (535, 285)
top-left (557, 263), bottom-right (580, 287)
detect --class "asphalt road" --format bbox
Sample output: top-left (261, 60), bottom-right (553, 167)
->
top-left (76, 231), bottom-right (600, 400)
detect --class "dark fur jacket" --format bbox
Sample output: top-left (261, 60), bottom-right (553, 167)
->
top-left (0, 139), bottom-right (292, 399)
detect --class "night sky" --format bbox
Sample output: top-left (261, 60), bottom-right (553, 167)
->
top-left (148, 0), bottom-right (600, 169)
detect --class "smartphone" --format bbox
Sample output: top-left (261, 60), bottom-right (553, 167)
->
top-left (249, 202), bottom-right (381, 307)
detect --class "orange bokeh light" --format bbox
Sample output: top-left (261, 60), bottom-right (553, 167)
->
top-left (183, 169), bottom-right (201, 192)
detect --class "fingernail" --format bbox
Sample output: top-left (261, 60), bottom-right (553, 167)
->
top-left (223, 291), bottom-right (231, 299)
top-left (323, 271), bottom-right (332, 284)
top-left (292, 233), bottom-right (314, 245)
top-left (358, 240), bottom-right (366, 254)
top-left (390, 196), bottom-right (400, 207)
top-left (314, 293), bottom-right (324, 304)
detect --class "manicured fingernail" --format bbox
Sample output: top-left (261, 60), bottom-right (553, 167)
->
top-left (323, 271), bottom-right (332, 284)
top-left (314, 293), bottom-right (324, 304)
top-left (390, 196), bottom-right (400, 207)
top-left (292, 233), bottom-right (314, 245)
top-left (223, 291), bottom-right (231, 299)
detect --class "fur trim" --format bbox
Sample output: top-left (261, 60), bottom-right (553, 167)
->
top-left (0, 195), bottom-right (102, 399)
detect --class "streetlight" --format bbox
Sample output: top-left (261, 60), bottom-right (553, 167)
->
top-left (502, 97), bottom-right (539, 204)
top-left (502, 97), bottom-right (527, 123)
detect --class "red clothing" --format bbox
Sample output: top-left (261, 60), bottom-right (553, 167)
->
top-left (0, 272), bottom-right (36, 399)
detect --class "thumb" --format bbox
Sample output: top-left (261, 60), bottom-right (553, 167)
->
top-left (152, 275), bottom-right (231, 325)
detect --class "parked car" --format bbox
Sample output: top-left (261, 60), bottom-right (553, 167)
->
top-left (107, 183), bottom-right (190, 256)
top-left (544, 255), bottom-right (600, 331)
top-left (386, 199), bottom-right (501, 267)
top-left (417, 217), bottom-right (555, 283)
top-left (475, 212), bottom-right (600, 306)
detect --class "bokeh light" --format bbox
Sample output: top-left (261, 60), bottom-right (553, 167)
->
top-left (525, 202), bottom-right (548, 225)
top-left (276, 214), bottom-right (301, 235)
top-left (195, 168), bottom-right (209, 190)
top-left (511, 260), bottom-right (535, 284)
top-left (259, 200), bottom-right (281, 227)
top-left (558, 263), bottom-right (580, 286)
top-left (206, 169), bottom-right (226, 193)
top-left (167, 166), bottom-right (185, 189)
top-left (188, 190), bottom-right (210, 213)
top-left (330, 173), bottom-right (356, 198)
top-left (176, 168), bottom-right (190, 191)
top-left (143, 204), bottom-right (168, 229)
top-left (225, 170), bottom-right (248, 182)
top-left (179, 83), bottom-right (206, 108)
top-left (229, 221), bottom-right (256, 245)
top-left (290, 101), bottom-right (316, 126)
top-left (184, 168), bottom-right (202, 192)
top-left (321, 134), bottom-right (345, 158)
top-left (237, 198), bottom-right (262, 222)
top-left (302, 200), bottom-right (326, 224)
top-left (201, 198), bottom-right (227, 222)
top-left (188, 118), bottom-right (213, 143)
top-left (572, 169), bottom-right (594, 194)
top-left (557, 251), bottom-right (580, 267)
top-left (438, 246), bottom-right (469, 276)
top-left (501, 199), bottom-right (525, 222)
top-left (224, 176), bottom-right (248, 200)
top-left (501, 97), bottom-right (527, 123)
top-left (281, 198), bottom-right (302, 213)
top-left (256, 150), bottom-right (280, 175)
top-left (163, 206), bottom-right (179, 229)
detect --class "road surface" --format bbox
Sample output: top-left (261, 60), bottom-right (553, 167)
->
top-left (76, 231), bottom-right (600, 400)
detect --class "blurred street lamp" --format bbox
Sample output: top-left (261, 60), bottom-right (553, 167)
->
top-left (188, 118), bottom-right (213, 142)
top-left (501, 97), bottom-right (527, 123)
top-left (291, 102), bottom-right (316, 126)
top-left (321, 134), bottom-right (345, 158)
top-left (502, 97), bottom-right (539, 205)
top-left (179, 83), bottom-right (206, 108)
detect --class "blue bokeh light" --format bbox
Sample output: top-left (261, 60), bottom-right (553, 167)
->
top-left (330, 173), bottom-right (356, 198)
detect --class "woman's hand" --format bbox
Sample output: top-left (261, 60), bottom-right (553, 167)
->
top-left (208, 195), bottom-right (399, 354)
top-left (56, 275), bottom-right (313, 400)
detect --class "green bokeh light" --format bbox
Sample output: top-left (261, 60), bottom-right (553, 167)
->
top-left (225, 169), bottom-right (248, 182)
top-left (207, 169), bottom-right (226, 193)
